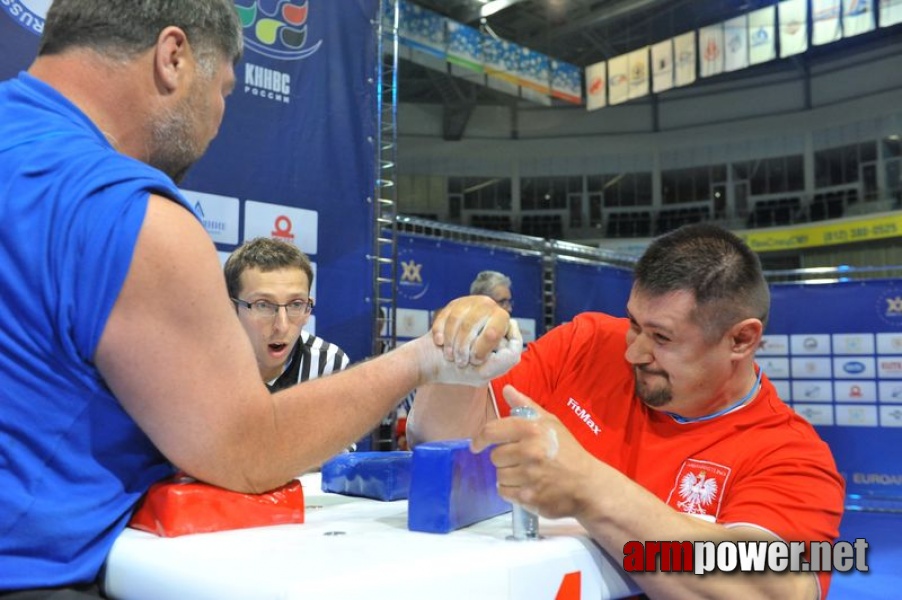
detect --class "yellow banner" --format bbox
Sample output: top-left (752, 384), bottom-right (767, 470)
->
top-left (739, 212), bottom-right (902, 252)
top-left (485, 68), bottom-right (519, 86)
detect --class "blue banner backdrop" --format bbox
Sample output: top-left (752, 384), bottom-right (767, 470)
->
top-left (767, 280), bottom-right (902, 498)
top-left (0, 1), bottom-right (379, 363)
top-left (395, 235), bottom-right (544, 342)
top-left (186, 0), bottom-right (379, 363)
top-left (554, 258), bottom-right (633, 323)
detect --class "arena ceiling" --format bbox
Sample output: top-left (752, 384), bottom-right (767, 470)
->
top-left (397, 0), bottom-right (898, 111)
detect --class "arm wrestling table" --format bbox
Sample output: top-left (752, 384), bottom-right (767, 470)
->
top-left (102, 473), bottom-right (640, 600)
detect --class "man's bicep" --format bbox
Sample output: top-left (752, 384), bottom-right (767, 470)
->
top-left (94, 194), bottom-right (266, 478)
top-left (717, 452), bottom-right (844, 558)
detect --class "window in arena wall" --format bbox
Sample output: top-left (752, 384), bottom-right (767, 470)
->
top-left (814, 142), bottom-right (876, 189)
top-left (736, 155), bottom-right (803, 196)
top-left (585, 172), bottom-right (652, 229)
top-left (886, 158), bottom-right (901, 204)
top-left (520, 176), bottom-right (578, 211)
top-left (449, 177), bottom-right (512, 211)
top-left (586, 172), bottom-right (653, 208)
top-left (884, 136), bottom-right (901, 159)
top-left (661, 165), bottom-right (725, 205)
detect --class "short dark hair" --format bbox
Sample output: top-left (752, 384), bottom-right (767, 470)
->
top-left (634, 223), bottom-right (770, 339)
top-left (224, 238), bottom-right (314, 300)
top-left (39, 0), bottom-right (243, 72)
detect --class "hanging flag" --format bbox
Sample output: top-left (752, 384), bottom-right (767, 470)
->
top-left (628, 47), bottom-right (650, 100)
top-left (881, 0), bottom-right (902, 27)
top-left (517, 47), bottom-right (551, 106)
top-left (748, 6), bottom-right (776, 65)
top-left (446, 21), bottom-right (484, 74)
top-left (608, 54), bottom-right (630, 105)
top-left (585, 60), bottom-right (607, 111)
top-left (699, 23), bottom-right (724, 78)
top-left (843, 0), bottom-right (875, 37)
top-left (779, 0), bottom-right (809, 58)
top-left (724, 15), bottom-right (749, 72)
top-left (674, 32), bottom-right (697, 87)
top-left (651, 39), bottom-right (674, 93)
top-left (812, 0), bottom-right (842, 45)
top-left (551, 60), bottom-right (583, 105)
top-left (483, 35), bottom-right (521, 97)
top-left (398, 1), bottom-right (447, 59)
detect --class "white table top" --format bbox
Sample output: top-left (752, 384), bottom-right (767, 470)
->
top-left (103, 474), bottom-right (639, 600)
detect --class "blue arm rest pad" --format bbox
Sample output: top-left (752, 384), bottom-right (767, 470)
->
top-left (320, 451), bottom-right (413, 501)
top-left (408, 439), bottom-right (511, 534)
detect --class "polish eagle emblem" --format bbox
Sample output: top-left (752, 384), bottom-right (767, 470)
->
top-left (676, 470), bottom-right (719, 515)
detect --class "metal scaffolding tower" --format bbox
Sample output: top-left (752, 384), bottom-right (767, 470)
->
top-left (370, 0), bottom-right (400, 450)
top-left (372, 0), bottom-right (399, 358)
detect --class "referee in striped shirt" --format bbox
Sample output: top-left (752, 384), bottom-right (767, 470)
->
top-left (224, 238), bottom-right (350, 393)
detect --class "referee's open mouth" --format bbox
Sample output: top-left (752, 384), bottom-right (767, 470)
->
top-left (268, 342), bottom-right (289, 358)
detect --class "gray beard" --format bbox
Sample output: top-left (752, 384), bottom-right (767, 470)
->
top-left (148, 104), bottom-right (200, 183)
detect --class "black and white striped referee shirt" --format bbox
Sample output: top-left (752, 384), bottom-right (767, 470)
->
top-left (266, 331), bottom-right (350, 392)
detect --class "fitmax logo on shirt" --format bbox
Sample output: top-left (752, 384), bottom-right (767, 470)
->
top-left (566, 397), bottom-right (601, 435)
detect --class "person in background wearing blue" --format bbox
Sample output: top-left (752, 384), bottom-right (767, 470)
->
top-left (0, 1), bottom-right (521, 596)
top-left (224, 237), bottom-right (349, 391)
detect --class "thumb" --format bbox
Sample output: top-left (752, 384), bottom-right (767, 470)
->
top-left (470, 384), bottom-right (541, 454)
top-left (502, 384), bottom-right (542, 417)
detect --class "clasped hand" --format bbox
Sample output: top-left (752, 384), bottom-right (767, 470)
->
top-left (420, 295), bottom-right (522, 386)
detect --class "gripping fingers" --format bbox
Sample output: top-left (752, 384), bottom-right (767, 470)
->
top-left (433, 297), bottom-right (515, 366)
top-left (469, 313), bottom-right (514, 362)
top-left (455, 314), bottom-right (489, 366)
top-left (477, 336), bottom-right (522, 380)
top-left (452, 312), bottom-right (516, 367)
top-left (506, 319), bottom-right (523, 346)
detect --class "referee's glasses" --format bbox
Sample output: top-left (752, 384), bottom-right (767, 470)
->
top-left (231, 297), bottom-right (314, 321)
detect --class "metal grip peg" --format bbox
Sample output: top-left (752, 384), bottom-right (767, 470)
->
top-left (508, 405), bottom-right (540, 541)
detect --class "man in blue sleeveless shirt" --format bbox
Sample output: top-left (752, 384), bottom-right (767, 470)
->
top-left (0, 1), bottom-right (521, 596)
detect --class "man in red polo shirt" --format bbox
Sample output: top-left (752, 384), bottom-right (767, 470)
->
top-left (410, 223), bottom-right (844, 599)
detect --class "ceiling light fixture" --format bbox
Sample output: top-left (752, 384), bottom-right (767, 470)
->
top-left (479, 0), bottom-right (527, 19)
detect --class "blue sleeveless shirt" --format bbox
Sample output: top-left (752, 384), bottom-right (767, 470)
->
top-left (0, 72), bottom-right (195, 588)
